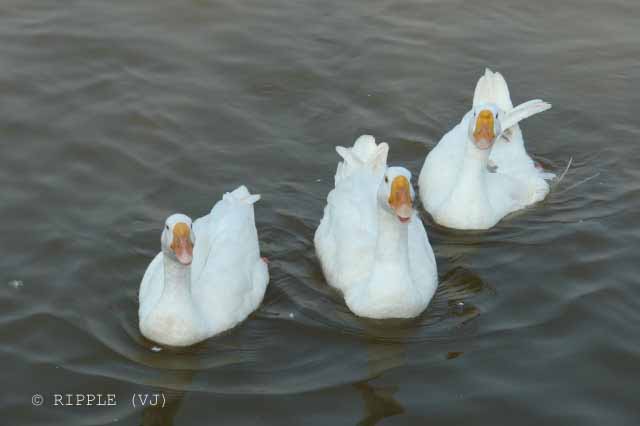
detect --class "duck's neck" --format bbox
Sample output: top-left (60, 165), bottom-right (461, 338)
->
top-left (447, 137), bottom-right (492, 205)
top-left (375, 207), bottom-right (410, 264)
top-left (161, 254), bottom-right (192, 302)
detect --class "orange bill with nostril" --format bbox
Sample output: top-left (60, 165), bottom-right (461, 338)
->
top-left (473, 110), bottom-right (495, 143)
top-left (171, 222), bottom-right (193, 264)
top-left (389, 176), bottom-right (413, 218)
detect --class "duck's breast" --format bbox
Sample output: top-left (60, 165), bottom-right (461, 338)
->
top-left (138, 252), bottom-right (164, 323)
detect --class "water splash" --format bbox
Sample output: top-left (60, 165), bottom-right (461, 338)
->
top-left (7, 280), bottom-right (23, 289)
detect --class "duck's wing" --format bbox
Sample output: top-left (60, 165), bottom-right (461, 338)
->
top-left (419, 119), bottom-right (468, 213)
top-left (491, 134), bottom-right (556, 186)
top-left (407, 218), bottom-right (438, 301)
top-left (315, 171), bottom-right (379, 293)
top-left (316, 137), bottom-right (387, 293)
top-left (500, 99), bottom-right (551, 132)
top-left (190, 209), bottom-right (218, 286)
top-left (486, 171), bottom-right (543, 217)
top-left (191, 186), bottom-right (265, 330)
top-left (192, 186), bottom-right (260, 287)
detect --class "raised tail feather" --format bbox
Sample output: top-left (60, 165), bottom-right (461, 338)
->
top-left (474, 68), bottom-right (551, 131)
top-left (473, 68), bottom-right (514, 111)
top-left (335, 135), bottom-right (388, 183)
top-left (224, 185), bottom-right (261, 204)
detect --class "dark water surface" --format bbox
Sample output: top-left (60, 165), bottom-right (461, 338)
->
top-left (1, 1), bottom-right (639, 425)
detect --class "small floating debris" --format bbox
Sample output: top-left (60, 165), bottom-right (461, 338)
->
top-left (151, 346), bottom-right (162, 352)
top-left (446, 351), bottom-right (463, 360)
top-left (455, 301), bottom-right (465, 313)
top-left (288, 312), bottom-right (295, 319)
top-left (316, 178), bottom-right (322, 182)
top-left (8, 280), bottom-right (23, 289)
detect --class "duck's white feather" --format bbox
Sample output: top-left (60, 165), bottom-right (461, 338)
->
top-left (473, 68), bottom-right (514, 110)
top-left (474, 69), bottom-right (554, 183)
top-left (419, 112), bottom-right (545, 230)
top-left (191, 186), bottom-right (267, 335)
top-left (138, 252), bottom-right (207, 346)
top-left (419, 70), bottom-right (554, 229)
top-left (138, 252), bottom-right (163, 324)
top-left (138, 186), bottom-right (268, 346)
top-left (315, 136), bottom-right (437, 318)
top-left (317, 138), bottom-right (384, 295)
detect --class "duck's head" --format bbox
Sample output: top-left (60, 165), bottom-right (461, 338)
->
top-left (468, 103), bottom-right (503, 151)
top-left (378, 167), bottom-right (415, 224)
top-left (161, 213), bottom-right (195, 265)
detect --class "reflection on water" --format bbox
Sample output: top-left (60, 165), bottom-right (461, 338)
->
top-left (352, 266), bottom-right (484, 425)
top-left (141, 387), bottom-right (188, 426)
top-left (356, 327), bottom-right (410, 425)
top-left (354, 380), bottom-right (404, 426)
top-left (349, 267), bottom-right (486, 425)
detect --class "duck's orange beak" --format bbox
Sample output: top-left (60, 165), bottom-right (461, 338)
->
top-left (171, 222), bottom-right (193, 265)
top-left (473, 109), bottom-right (496, 150)
top-left (388, 176), bottom-right (413, 223)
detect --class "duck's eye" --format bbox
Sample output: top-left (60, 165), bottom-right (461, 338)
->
top-left (384, 176), bottom-right (388, 183)
top-left (166, 225), bottom-right (170, 230)
top-left (496, 112), bottom-right (499, 118)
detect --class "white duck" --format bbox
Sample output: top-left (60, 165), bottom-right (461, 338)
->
top-left (418, 70), bottom-right (552, 230)
top-left (314, 135), bottom-right (438, 319)
top-left (474, 68), bottom-right (556, 182)
top-left (138, 186), bottom-right (269, 347)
